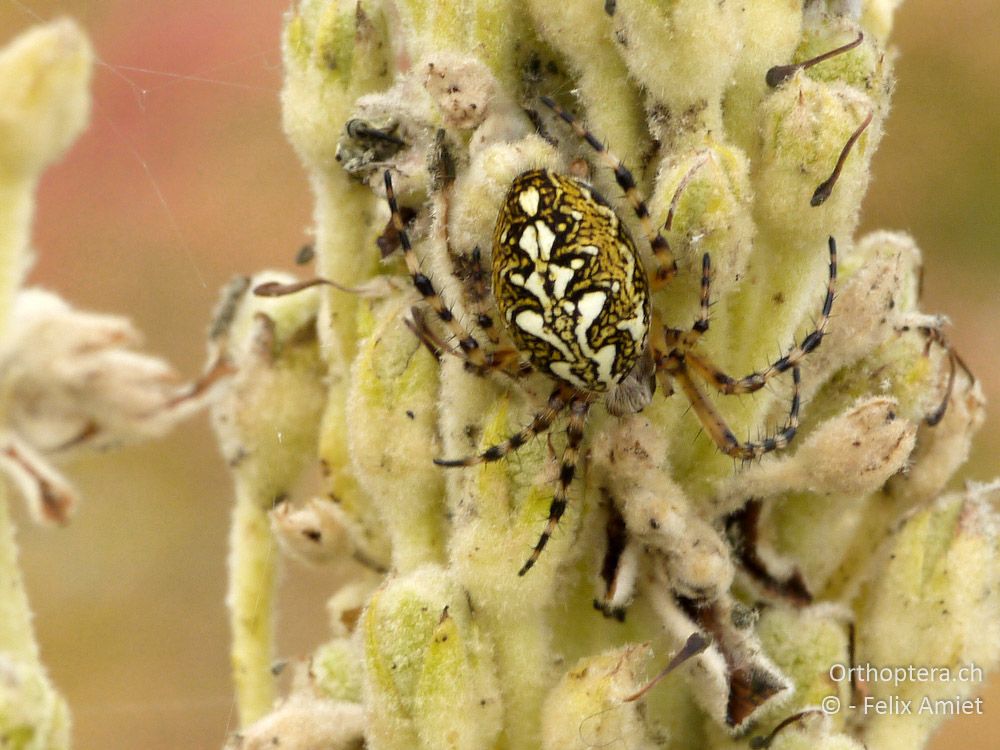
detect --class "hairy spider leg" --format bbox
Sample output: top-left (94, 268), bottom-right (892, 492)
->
top-left (666, 252), bottom-right (713, 352)
top-left (462, 246), bottom-right (504, 345)
top-left (384, 170), bottom-right (523, 376)
top-left (434, 384), bottom-right (575, 468)
top-left (540, 96), bottom-right (678, 288)
top-left (672, 237), bottom-right (837, 395)
top-left (518, 395), bottom-right (593, 576)
top-left (666, 359), bottom-right (802, 461)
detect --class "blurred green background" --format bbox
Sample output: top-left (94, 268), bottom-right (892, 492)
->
top-left (0, 2), bottom-right (997, 748)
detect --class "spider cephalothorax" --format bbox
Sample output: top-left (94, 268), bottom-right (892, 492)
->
top-left (384, 97), bottom-right (836, 576)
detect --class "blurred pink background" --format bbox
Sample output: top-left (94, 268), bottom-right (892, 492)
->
top-left (0, 1), bottom-right (998, 747)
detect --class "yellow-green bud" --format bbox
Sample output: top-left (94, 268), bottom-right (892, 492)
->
top-left (282, 0), bottom-right (392, 172)
top-left (0, 19), bottom-right (91, 180)
top-left (756, 75), bottom-right (879, 248)
top-left (613, 0), bottom-right (742, 134)
top-left (649, 141), bottom-right (755, 305)
top-left (225, 694), bottom-right (364, 750)
top-left (541, 645), bottom-right (656, 750)
top-left (347, 293), bottom-right (446, 572)
top-left (311, 639), bottom-right (364, 703)
top-left (855, 487), bottom-right (1000, 750)
top-left (211, 273), bottom-right (326, 500)
top-left (363, 565), bottom-right (502, 750)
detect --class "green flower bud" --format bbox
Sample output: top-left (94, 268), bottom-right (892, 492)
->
top-left (855, 487), bottom-right (1000, 750)
top-left (756, 607), bottom-right (851, 727)
top-left (724, 396), bottom-right (916, 503)
top-left (797, 231), bottom-right (921, 403)
top-left (541, 645), bottom-right (656, 750)
top-left (347, 293), bottom-right (446, 571)
top-left (282, 0), bottom-right (392, 172)
top-left (724, 1), bottom-right (803, 155)
top-left (212, 273), bottom-right (326, 499)
top-left (0, 19), bottom-right (91, 332)
top-left (0, 19), bottom-right (91, 181)
top-left (795, 12), bottom-right (884, 91)
top-left (311, 639), bottom-right (364, 703)
top-left (613, 0), bottom-right (742, 133)
top-left (754, 720), bottom-right (866, 750)
top-left (756, 76), bottom-right (879, 249)
top-left (526, 0), bottom-right (647, 172)
top-left (648, 140), bottom-right (755, 307)
top-left (363, 565), bottom-right (502, 750)
top-left (861, 0), bottom-right (902, 42)
top-left (888, 379), bottom-right (986, 508)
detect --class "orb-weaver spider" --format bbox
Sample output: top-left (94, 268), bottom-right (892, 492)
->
top-left (384, 97), bottom-right (836, 576)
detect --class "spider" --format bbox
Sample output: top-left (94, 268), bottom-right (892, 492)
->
top-left (383, 97), bottom-right (836, 576)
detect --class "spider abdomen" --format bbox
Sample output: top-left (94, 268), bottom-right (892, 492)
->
top-left (492, 169), bottom-right (651, 392)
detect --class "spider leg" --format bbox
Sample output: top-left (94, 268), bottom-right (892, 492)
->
top-left (406, 306), bottom-right (530, 377)
top-left (666, 355), bottom-right (801, 461)
top-left (519, 395), bottom-right (592, 576)
top-left (671, 237), bottom-right (837, 395)
top-left (433, 165), bottom-right (503, 349)
top-left (664, 252), bottom-right (713, 351)
top-left (434, 384), bottom-right (574, 467)
top-left (540, 96), bottom-right (677, 289)
top-left (403, 307), bottom-right (449, 361)
top-left (385, 169), bottom-right (482, 360)
top-left (457, 246), bottom-right (503, 345)
top-left (384, 170), bottom-right (523, 377)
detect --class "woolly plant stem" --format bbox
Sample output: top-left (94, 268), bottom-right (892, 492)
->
top-left (0, 178), bottom-right (38, 665)
top-left (0, 180), bottom-right (32, 332)
top-left (0, 155), bottom-right (41, 675)
top-left (0, 490), bottom-right (37, 663)
top-left (0, 125), bottom-right (42, 675)
top-left (227, 477), bottom-right (279, 726)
